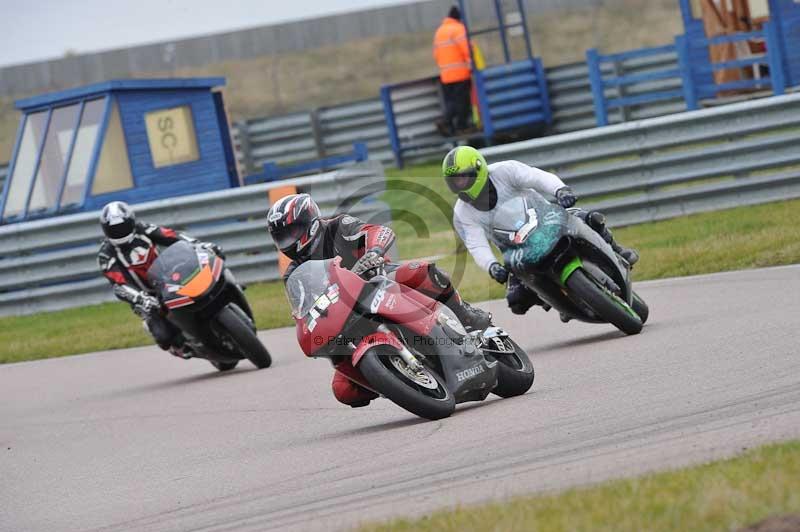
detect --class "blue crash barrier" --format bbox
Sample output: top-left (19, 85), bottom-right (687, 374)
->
top-left (587, 21), bottom-right (789, 127)
top-left (244, 142), bottom-right (368, 185)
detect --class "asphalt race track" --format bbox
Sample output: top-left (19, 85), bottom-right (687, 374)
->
top-left (2, 265), bottom-right (799, 532)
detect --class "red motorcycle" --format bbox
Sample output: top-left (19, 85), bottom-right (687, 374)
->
top-left (286, 257), bottom-right (534, 420)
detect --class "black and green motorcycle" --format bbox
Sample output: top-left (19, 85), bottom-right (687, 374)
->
top-left (491, 190), bottom-right (648, 335)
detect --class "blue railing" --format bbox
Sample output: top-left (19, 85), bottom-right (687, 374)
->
top-left (244, 142), bottom-right (368, 185)
top-left (677, 23), bottom-right (786, 110)
top-left (473, 58), bottom-right (552, 137)
top-left (587, 43), bottom-right (682, 127)
top-left (381, 58), bottom-right (552, 168)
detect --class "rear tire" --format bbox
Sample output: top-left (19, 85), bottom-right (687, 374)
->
top-left (632, 291), bottom-right (649, 324)
top-left (358, 345), bottom-right (455, 420)
top-left (566, 269), bottom-right (643, 335)
top-left (489, 337), bottom-right (535, 398)
top-left (216, 306), bottom-right (272, 368)
top-left (211, 360), bottom-right (238, 371)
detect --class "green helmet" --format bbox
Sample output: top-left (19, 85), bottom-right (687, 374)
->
top-left (442, 146), bottom-right (489, 202)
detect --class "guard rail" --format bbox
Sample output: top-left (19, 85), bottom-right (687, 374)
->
top-left (482, 92), bottom-right (800, 227)
top-left (0, 162), bottom-right (388, 316)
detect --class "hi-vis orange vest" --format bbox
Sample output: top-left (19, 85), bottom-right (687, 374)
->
top-left (433, 17), bottom-right (472, 84)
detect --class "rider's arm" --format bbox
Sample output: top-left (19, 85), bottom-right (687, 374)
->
top-left (144, 223), bottom-right (198, 247)
top-left (97, 247), bottom-right (144, 305)
top-left (501, 160), bottom-right (567, 197)
top-left (453, 208), bottom-right (496, 272)
top-left (336, 215), bottom-right (396, 260)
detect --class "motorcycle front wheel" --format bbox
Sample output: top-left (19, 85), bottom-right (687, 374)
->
top-left (566, 269), bottom-right (643, 335)
top-left (486, 337), bottom-right (535, 398)
top-left (210, 360), bottom-right (238, 371)
top-left (216, 306), bottom-right (272, 368)
top-left (358, 345), bottom-right (455, 420)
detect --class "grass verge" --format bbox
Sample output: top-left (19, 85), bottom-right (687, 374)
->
top-left (2, 184), bottom-right (799, 363)
top-left (358, 440), bottom-right (800, 532)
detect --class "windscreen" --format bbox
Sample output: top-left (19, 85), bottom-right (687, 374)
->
top-left (285, 259), bottom-right (334, 318)
top-left (146, 241), bottom-right (202, 291)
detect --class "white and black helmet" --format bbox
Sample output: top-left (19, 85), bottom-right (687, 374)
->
top-left (100, 201), bottom-right (136, 246)
top-left (266, 193), bottom-right (322, 261)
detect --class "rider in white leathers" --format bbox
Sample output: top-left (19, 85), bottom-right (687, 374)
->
top-left (443, 146), bottom-right (639, 316)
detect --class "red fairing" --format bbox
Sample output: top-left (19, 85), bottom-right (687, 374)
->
top-left (363, 224), bottom-right (395, 255)
top-left (351, 331), bottom-right (403, 366)
top-left (375, 283), bottom-right (439, 337)
top-left (296, 258), bottom-right (363, 357)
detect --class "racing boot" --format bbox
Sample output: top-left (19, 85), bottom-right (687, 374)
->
top-left (586, 211), bottom-right (639, 266)
top-left (452, 299), bottom-right (493, 331)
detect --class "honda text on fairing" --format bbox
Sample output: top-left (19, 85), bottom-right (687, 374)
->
top-left (146, 241), bottom-right (272, 370)
top-left (286, 257), bottom-right (534, 420)
top-left (491, 190), bottom-right (649, 335)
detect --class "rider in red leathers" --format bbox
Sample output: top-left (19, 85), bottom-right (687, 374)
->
top-left (267, 193), bottom-right (491, 408)
top-left (97, 201), bottom-right (221, 357)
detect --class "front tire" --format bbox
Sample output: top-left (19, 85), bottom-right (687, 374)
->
top-left (358, 345), bottom-right (455, 420)
top-left (488, 337), bottom-right (535, 398)
top-left (566, 269), bottom-right (643, 335)
top-left (632, 291), bottom-right (649, 324)
top-left (216, 306), bottom-right (272, 368)
top-left (211, 360), bottom-right (238, 371)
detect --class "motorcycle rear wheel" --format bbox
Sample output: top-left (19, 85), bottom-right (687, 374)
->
top-left (359, 345), bottom-right (455, 420)
top-left (566, 269), bottom-right (643, 335)
top-left (488, 337), bottom-right (535, 398)
top-left (216, 306), bottom-right (272, 368)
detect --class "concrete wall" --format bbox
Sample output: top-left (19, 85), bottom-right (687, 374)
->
top-left (0, 0), bottom-right (596, 96)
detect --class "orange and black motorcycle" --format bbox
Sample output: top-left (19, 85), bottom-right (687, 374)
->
top-left (146, 241), bottom-right (272, 371)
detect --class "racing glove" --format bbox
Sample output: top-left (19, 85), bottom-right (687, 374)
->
top-left (200, 242), bottom-right (225, 259)
top-left (352, 249), bottom-right (385, 277)
top-left (488, 262), bottom-right (509, 284)
top-left (555, 186), bottom-right (578, 208)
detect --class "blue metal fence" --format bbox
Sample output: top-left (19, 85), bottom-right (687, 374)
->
top-left (381, 58), bottom-right (552, 167)
top-left (586, 44), bottom-right (683, 127)
top-left (244, 142), bottom-right (368, 185)
top-left (677, 23), bottom-right (786, 110)
top-left (588, 21), bottom-right (790, 126)
top-left (473, 58), bottom-right (552, 137)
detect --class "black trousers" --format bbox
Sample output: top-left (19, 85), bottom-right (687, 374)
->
top-left (442, 79), bottom-right (472, 133)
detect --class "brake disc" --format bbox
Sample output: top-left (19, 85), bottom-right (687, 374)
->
top-left (389, 355), bottom-right (439, 389)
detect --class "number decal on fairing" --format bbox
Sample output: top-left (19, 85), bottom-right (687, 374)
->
top-left (510, 248), bottom-right (525, 269)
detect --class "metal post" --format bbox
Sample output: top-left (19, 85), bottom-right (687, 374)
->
top-left (474, 73), bottom-right (494, 138)
top-left (678, 0), bottom-right (695, 30)
top-left (765, 21), bottom-right (786, 96)
top-left (586, 48), bottom-right (608, 126)
top-left (516, 0), bottom-right (534, 60)
top-left (309, 108), bottom-right (326, 160)
top-left (493, 0), bottom-right (511, 64)
top-left (380, 86), bottom-right (403, 168)
top-left (458, 0), bottom-right (477, 70)
top-left (676, 35), bottom-right (699, 110)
